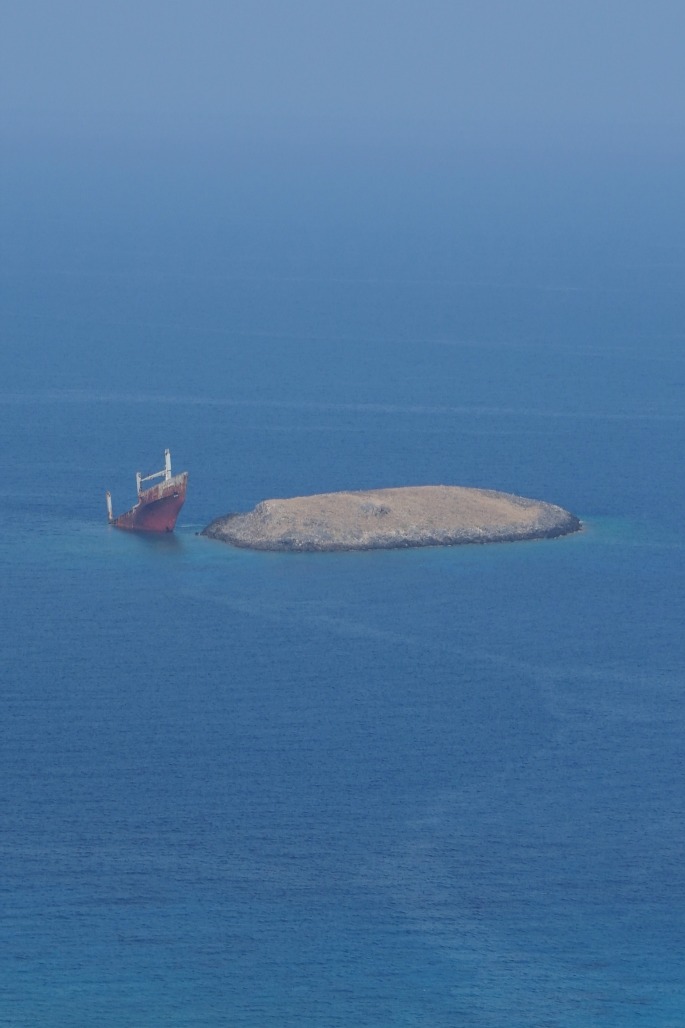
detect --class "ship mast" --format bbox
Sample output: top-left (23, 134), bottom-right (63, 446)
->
top-left (137, 449), bottom-right (173, 494)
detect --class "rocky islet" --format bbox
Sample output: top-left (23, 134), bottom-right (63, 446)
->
top-left (201, 485), bottom-right (581, 552)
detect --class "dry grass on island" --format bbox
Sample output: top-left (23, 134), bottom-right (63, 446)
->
top-left (201, 486), bottom-right (581, 552)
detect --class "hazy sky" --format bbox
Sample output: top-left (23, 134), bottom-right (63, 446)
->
top-left (2, 1), bottom-right (685, 153)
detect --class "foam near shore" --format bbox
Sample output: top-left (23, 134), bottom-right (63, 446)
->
top-left (202, 485), bottom-right (581, 551)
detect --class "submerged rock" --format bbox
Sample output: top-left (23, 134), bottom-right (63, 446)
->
top-left (202, 486), bottom-right (581, 552)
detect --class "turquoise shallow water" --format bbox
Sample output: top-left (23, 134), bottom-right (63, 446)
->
top-left (1, 147), bottom-right (685, 1025)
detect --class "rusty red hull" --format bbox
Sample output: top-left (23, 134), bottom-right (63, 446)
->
top-left (112, 472), bottom-right (188, 533)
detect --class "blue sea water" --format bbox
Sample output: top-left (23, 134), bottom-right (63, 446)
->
top-left (1, 142), bottom-right (684, 1025)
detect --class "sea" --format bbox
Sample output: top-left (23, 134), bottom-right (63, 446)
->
top-left (1, 138), bottom-right (684, 1026)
